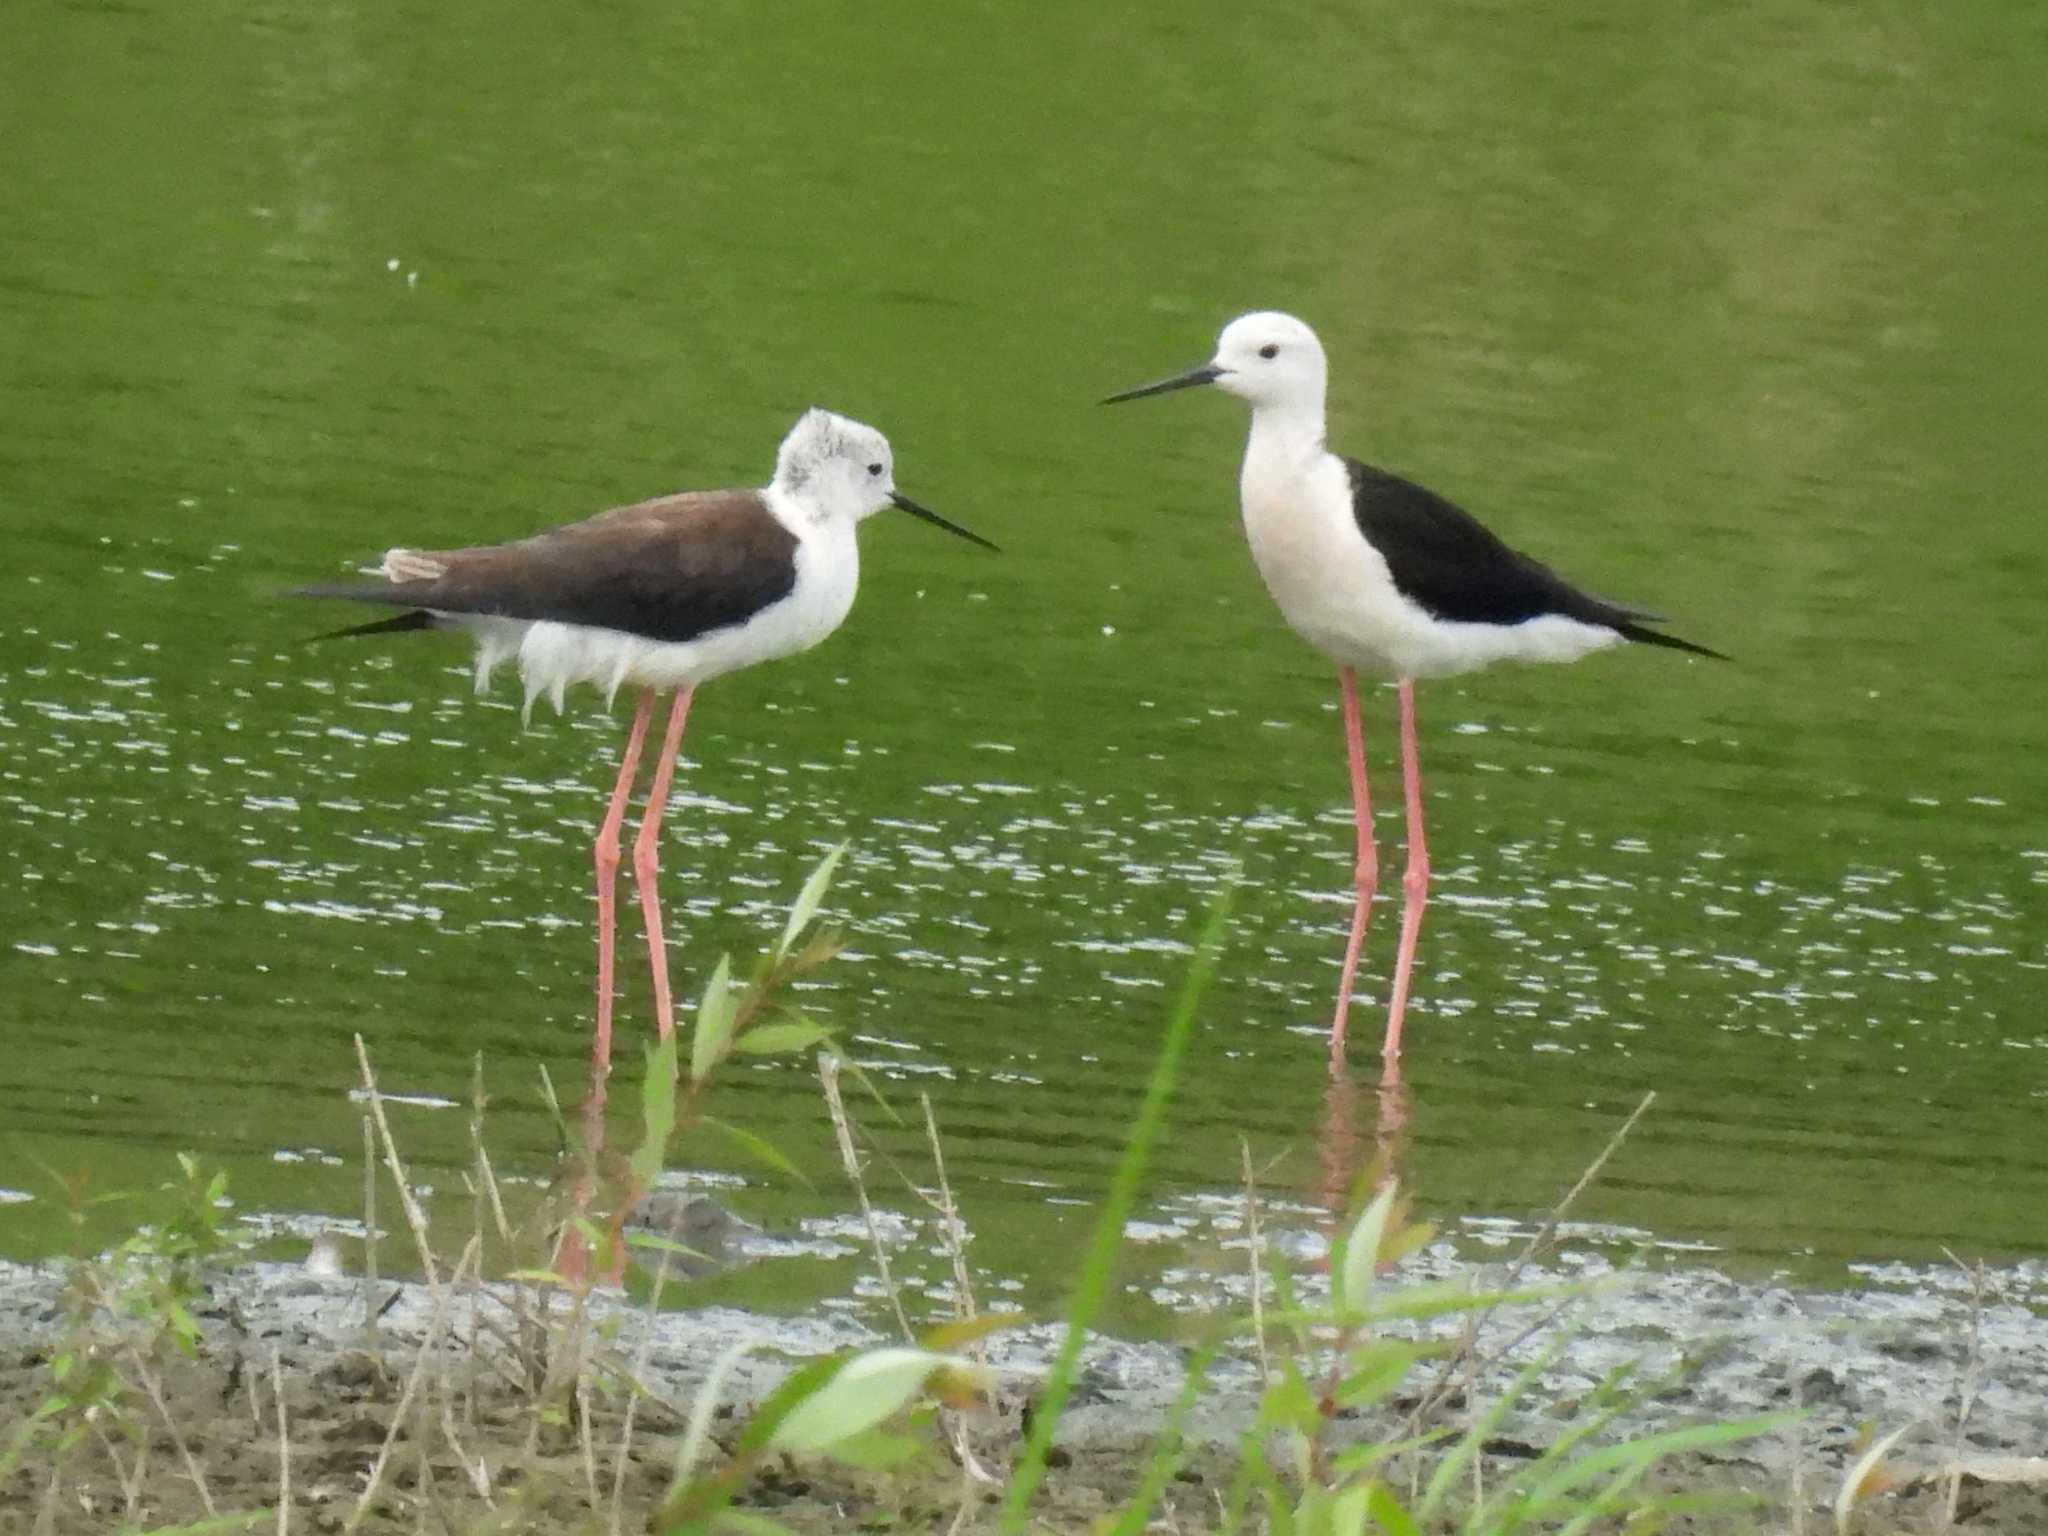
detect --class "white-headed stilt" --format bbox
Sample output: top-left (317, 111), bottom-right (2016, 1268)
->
top-left (1106, 312), bottom-right (1720, 1074)
top-left (296, 407), bottom-right (995, 1255)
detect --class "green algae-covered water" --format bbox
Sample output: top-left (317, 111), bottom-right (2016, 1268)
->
top-left (4, 1), bottom-right (2046, 1319)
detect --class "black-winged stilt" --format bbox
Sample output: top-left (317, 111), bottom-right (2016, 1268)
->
top-left (1106, 312), bottom-right (1721, 1072)
top-left (296, 407), bottom-right (994, 1124)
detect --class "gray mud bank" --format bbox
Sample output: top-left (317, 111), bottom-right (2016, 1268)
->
top-left (5, 1244), bottom-right (2043, 1482)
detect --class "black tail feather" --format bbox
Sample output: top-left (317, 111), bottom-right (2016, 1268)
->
top-left (300, 608), bottom-right (441, 644)
top-left (1617, 621), bottom-right (1728, 662)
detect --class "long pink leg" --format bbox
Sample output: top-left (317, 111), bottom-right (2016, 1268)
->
top-left (631, 687), bottom-right (695, 1041)
top-left (1329, 667), bottom-right (1379, 1063)
top-left (591, 691), bottom-right (656, 1093)
top-left (1381, 679), bottom-right (1430, 1074)
top-left (564, 689), bottom-right (654, 1282)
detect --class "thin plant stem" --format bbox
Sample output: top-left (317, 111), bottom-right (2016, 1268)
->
top-left (354, 1035), bottom-right (441, 1291)
top-left (1406, 1091), bottom-right (1656, 1432)
top-left (345, 1236), bottom-right (479, 1534)
top-left (821, 1053), bottom-right (915, 1344)
top-left (134, 1363), bottom-right (217, 1517)
top-left (610, 1243), bottom-right (676, 1536)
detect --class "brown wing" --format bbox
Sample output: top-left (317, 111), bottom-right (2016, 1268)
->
top-left (296, 490), bottom-right (802, 645)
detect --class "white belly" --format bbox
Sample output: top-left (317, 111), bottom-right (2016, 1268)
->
top-left (1240, 454), bottom-right (1619, 681)
top-left (450, 523), bottom-right (859, 720)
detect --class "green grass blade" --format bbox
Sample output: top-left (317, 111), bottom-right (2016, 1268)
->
top-left (1417, 1343), bottom-right (1557, 1521)
top-left (632, 1032), bottom-right (681, 1187)
top-left (996, 884), bottom-right (1232, 1533)
top-left (1102, 1334), bottom-right (1225, 1536)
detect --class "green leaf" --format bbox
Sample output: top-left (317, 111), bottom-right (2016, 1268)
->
top-left (809, 1426), bottom-right (926, 1470)
top-left (1835, 1423), bottom-right (1913, 1535)
top-left (1336, 1180), bottom-right (1397, 1316)
top-left (1334, 1339), bottom-right (1427, 1411)
top-left (702, 1116), bottom-right (813, 1188)
top-left (736, 1355), bottom-right (849, 1457)
top-left (691, 954), bottom-right (737, 1082)
top-left (1362, 1481), bottom-right (1422, 1536)
top-left (1328, 1484), bottom-right (1372, 1535)
top-left (919, 1311), bottom-right (1029, 1354)
top-left (1259, 1358), bottom-right (1320, 1433)
top-left (770, 1348), bottom-right (979, 1454)
top-left (778, 843), bottom-right (848, 960)
top-left (633, 1033), bottom-right (681, 1188)
top-left (731, 1020), bottom-right (833, 1057)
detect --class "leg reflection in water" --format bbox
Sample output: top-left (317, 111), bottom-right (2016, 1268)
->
top-left (1317, 1054), bottom-right (1413, 1229)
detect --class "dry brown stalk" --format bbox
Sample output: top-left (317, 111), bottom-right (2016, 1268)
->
top-left (354, 1033), bottom-right (442, 1291)
top-left (821, 1052), bottom-right (914, 1343)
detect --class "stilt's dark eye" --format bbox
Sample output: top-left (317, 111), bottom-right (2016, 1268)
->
top-left (1258, 344), bottom-right (1279, 360)
top-left (867, 462), bottom-right (884, 476)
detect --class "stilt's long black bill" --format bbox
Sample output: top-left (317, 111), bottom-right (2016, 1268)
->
top-left (891, 491), bottom-right (999, 552)
top-left (1101, 363), bottom-right (1224, 405)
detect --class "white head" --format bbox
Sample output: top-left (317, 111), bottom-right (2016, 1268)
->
top-left (1103, 310), bottom-right (1328, 419)
top-left (769, 407), bottom-right (996, 549)
top-left (1208, 312), bottom-right (1327, 410)
top-left (771, 407), bottom-right (898, 523)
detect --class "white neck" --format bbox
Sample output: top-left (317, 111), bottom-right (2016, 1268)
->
top-left (763, 483), bottom-right (828, 534)
top-left (1242, 395), bottom-right (1329, 483)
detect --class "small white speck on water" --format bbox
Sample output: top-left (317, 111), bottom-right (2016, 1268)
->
top-left (1101, 624), bottom-right (1116, 636)
top-left (177, 497), bottom-right (197, 509)
top-left (1908, 795), bottom-right (1940, 807)
top-left (385, 257), bottom-right (400, 271)
top-left (406, 270), bottom-right (419, 288)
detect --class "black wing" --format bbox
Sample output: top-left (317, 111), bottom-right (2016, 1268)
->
top-left (1347, 460), bottom-right (1724, 658)
top-left (294, 491), bottom-right (801, 646)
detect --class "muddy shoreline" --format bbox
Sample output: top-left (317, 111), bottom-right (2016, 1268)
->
top-left (4, 1243), bottom-right (2045, 1532)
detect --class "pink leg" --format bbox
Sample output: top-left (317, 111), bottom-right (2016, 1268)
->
top-left (564, 689), bottom-right (654, 1282)
top-left (1381, 679), bottom-right (1429, 1073)
top-left (591, 691), bottom-right (656, 1094)
top-left (1329, 668), bottom-right (1379, 1063)
top-left (631, 688), bottom-right (695, 1041)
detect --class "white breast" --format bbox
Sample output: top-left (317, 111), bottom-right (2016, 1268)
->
top-left (451, 515), bottom-right (861, 722)
top-left (1241, 447), bottom-right (1413, 679)
top-left (1239, 446), bottom-right (1622, 681)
